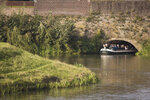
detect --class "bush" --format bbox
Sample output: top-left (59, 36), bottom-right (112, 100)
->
top-left (0, 13), bottom-right (75, 56)
top-left (137, 40), bottom-right (150, 56)
top-left (0, 13), bottom-right (106, 56)
top-left (68, 29), bottom-right (106, 54)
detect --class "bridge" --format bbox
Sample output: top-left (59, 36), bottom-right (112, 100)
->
top-left (1, 0), bottom-right (149, 51)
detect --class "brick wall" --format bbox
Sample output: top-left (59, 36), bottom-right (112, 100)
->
top-left (6, 1), bottom-right (34, 6)
top-left (34, 0), bottom-right (90, 16)
top-left (2, 0), bottom-right (150, 16)
top-left (92, 1), bottom-right (150, 16)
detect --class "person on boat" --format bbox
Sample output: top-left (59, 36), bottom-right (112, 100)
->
top-left (116, 44), bottom-right (120, 50)
top-left (105, 43), bottom-right (108, 48)
top-left (103, 43), bottom-right (109, 49)
top-left (109, 44), bottom-right (113, 49)
top-left (112, 44), bottom-right (117, 50)
top-left (125, 46), bottom-right (128, 50)
top-left (103, 44), bottom-right (106, 49)
top-left (121, 45), bottom-right (125, 50)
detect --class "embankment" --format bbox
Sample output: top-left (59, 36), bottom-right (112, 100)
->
top-left (0, 42), bottom-right (98, 96)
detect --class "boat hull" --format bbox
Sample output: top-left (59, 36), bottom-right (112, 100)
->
top-left (100, 49), bottom-right (137, 55)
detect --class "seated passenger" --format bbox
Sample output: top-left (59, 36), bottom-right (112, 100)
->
top-left (125, 46), bottom-right (128, 50)
top-left (121, 45), bottom-right (125, 50)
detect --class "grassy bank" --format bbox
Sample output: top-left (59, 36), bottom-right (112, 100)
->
top-left (0, 42), bottom-right (98, 96)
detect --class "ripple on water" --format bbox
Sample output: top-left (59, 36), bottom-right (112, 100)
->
top-left (1, 55), bottom-right (150, 100)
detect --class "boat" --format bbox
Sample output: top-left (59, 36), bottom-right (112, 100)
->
top-left (100, 48), bottom-right (137, 55)
top-left (100, 40), bottom-right (138, 55)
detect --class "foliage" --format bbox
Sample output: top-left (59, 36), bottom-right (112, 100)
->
top-left (0, 13), bottom-right (75, 56)
top-left (0, 42), bottom-right (98, 96)
top-left (135, 16), bottom-right (144, 21)
top-left (68, 29), bottom-right (107, 54)
top-left (0, 13), bottom-right (106, 56)
top-left (137, 40), bottom-right (150, 56)
top-left (86, 15), bottom-right (95, 22)
top-left (133, 16), bottom-right (144, 23)
top-left (117, 14), bottom-right (126, 23)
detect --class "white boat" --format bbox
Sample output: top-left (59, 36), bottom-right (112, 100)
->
top-left (100, 48), bottom-right (137, 55)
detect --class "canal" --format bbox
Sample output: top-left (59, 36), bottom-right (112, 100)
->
top-left (1, 55), bottom-right (150, 100)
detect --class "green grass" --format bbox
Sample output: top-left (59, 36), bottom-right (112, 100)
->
top-left (0, 42), bottom-right (98, 96)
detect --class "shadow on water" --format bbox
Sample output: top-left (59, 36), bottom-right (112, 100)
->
top-left (1, 55), bottom-right (150, 100)
top-left (0, 85), bottom-right (97, 100)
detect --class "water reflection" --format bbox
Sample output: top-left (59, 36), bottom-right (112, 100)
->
top-left (1, 85), bottom-right (97, 100)
top-left (100, 55), bottom-right (142, 86)
top-left (1, 55), bottom-right (150, 100)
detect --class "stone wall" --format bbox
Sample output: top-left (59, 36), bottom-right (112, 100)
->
top-left (91, 1), bottom-right (150, 16)
top-left (1, 0), bottom-right (150, 16)
top-left (6, 1), bottom-right (34, 6)
top-left (34, 0), bottom-right (90, 16)
top-left (2, 8), bottom-right (34, 15)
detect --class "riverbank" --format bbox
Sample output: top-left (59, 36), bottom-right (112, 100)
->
top-left (0, 42), bottom-right (98, 96)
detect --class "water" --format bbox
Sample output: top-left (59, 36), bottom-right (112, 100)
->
top-left (1, 55), bottom-right (150, 100)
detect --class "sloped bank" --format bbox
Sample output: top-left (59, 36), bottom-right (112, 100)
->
top-left (0, 42), bottom-right (98, 96)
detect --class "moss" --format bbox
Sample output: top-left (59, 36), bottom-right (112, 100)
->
top-left (0, 42), bottom-right (98, 96)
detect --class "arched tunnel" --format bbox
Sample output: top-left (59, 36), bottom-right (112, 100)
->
top-left (107, 40), bottom-right (138, 51)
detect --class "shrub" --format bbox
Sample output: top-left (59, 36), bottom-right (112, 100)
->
top-left (0, 13), bottom-right (107, 56)
top-left (0, 13), bottom-right (75, 56)
top-left (137, 40), bottom-right (150, 56)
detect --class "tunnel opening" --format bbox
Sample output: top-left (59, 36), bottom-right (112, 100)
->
top-left (100, 40), bottom-right (138, 55)
top-left (107, 40), bottom-right (138, 51)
